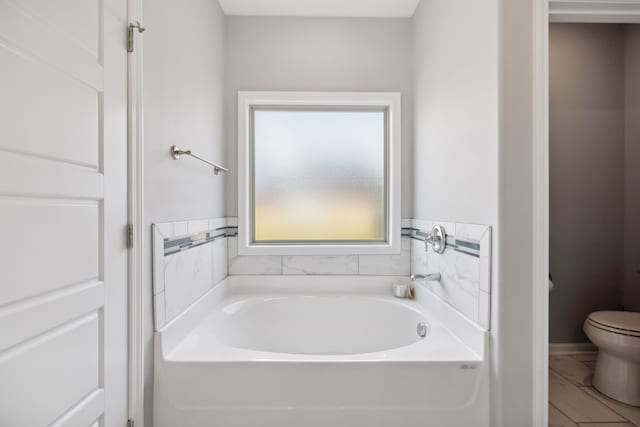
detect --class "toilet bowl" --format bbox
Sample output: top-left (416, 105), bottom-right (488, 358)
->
top-left (584, 311), bottom-right (640, 407)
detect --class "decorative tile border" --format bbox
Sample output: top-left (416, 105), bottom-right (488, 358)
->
top-left (410, 219), bottom-right (492, 330)
top-left (163, 226), bottom-right (237, 256)
top-left (405, 226), bottom-right (482, 258)
top-left (454, 239), bottom-right (481, 258)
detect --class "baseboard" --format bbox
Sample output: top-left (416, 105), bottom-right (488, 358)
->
top-left (549, 342), bottom-right (597, 355)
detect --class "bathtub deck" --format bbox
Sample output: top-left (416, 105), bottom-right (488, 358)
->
top-left (165, 293), bottom-right (482, 363)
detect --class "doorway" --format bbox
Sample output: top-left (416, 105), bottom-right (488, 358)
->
top-left (545, 4), bottom-right (640, 426)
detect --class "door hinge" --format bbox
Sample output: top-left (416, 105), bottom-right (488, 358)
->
top-left (127, 21), bottom-right (145, 53)
top-left (127, 420), bottom-right (134, 427)
top-left (127, 223), bottom-right (134, 249)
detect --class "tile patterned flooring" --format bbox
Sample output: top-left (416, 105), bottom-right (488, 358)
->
top-left (549, 354), bottom-right (640, 426)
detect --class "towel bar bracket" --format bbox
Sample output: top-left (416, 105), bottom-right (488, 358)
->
top-left (170, 145), bottom-right (228, 175)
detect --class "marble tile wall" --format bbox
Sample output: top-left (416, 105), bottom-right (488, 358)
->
top-left (410, 219), bottom-right (492, 329)
top-left (152, 217), bottom-right (232, 329)
top-left (152, 216), bottom-right (492, 331)
top-left (226, 218), bottom-right (413, 277)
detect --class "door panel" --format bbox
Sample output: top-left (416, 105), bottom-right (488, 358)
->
top-left (0, 151), bottom-right (104, 199)
top-left (0, 0), bottom-right (128, 425)
top-left (0, 199), bottom-right (100, 305)
top-left (0, 0), bottom-right (103, 89)
top-left (0, 47), bottom-right (100, 166)
top-left (0, 281), bottom-right (104, 352)
top-left (0, 314), bottom-right (100, 426)
top-left (17, 0), bottom-right (100, 55)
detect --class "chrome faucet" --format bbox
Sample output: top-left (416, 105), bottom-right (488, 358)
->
top-left (410, 273), bottom-right (441, 282)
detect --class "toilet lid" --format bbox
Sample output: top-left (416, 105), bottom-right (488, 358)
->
top-left (588, 311), bottom-right (640, 335)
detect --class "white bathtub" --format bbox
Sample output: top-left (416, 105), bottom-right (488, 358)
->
top-left (154, 276), bottom-right (489, 427)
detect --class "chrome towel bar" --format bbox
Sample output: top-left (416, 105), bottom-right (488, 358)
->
top-left (170, 145), bottom-right (228, 175)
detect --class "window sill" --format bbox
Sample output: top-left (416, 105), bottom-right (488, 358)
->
top-left (236, 241), bottom-right (403, 256)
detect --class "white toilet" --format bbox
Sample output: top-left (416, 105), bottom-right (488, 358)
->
top-left (584, 311), bottom-right (640, 407)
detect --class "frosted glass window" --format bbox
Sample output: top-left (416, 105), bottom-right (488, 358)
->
top-left (251, 108), bottom-right (387, 243)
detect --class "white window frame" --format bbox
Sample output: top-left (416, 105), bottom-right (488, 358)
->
top-left (237, 91), bottom-right (402, 256)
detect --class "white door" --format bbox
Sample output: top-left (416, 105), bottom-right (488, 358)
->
top-left (0, 0), bottom-right (129, 426)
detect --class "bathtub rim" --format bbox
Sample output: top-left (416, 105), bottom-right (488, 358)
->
top-left (157, 275), bottom-right (488, 363)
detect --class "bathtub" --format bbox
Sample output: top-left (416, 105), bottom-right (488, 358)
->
top-left (154, 276), bottom-right (489, 427)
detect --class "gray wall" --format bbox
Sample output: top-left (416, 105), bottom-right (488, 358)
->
top-left (625, 25), bottom-right (640, 312)
top-left (142, 0), bottom-right (225, 424)
top-left (223, 16), bottom-right (414, 218)
top-left (549, 24), bottom-right (626, 343)
top-left (412, 0), bottom-right (499, 227)
top-left (412, 0), bottom-right (507, 422)
top-left (497, 0), bottom-right (537, 423)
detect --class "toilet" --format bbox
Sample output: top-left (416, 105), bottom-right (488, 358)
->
top-left (584, 311), bottom-right (640, 407)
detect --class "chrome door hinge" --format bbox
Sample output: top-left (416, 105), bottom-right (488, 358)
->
top-left (127, 224), bottom-right (134, 249)
top-left (127, 21), bottom-right (145, 53)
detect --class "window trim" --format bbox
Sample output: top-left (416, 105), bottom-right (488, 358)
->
top-left (237, 91), bottom-right (401, 255)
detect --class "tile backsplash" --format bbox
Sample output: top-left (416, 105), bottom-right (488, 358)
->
top-left (227, 226), bottom-right (412, 277)
top-left (152, 216), bottom-right (491, 331)
top-left (152, 217), bottom-right (232, 329)
top-left (410, 219), bottom-right (492, 329)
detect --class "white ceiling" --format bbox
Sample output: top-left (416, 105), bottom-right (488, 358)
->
top-left (217, 0), bottom-right (421, 18)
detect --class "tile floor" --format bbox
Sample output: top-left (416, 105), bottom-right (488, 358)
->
top-left (549, 354), bottom-right (640, 426)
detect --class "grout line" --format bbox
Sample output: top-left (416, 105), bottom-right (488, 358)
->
top-left (576, 385), bottom-right (638, 426)
top-left (573, 423), bottom-right (635, 425)
top-left (549, 368), bottom-right (586, 425)
top-left (549, 356), bottom-right (637, 426)
top-left (548, 401), bottom-right (578, 426)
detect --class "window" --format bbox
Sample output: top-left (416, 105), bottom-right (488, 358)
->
top-left (238, 92), bottom-right (401, 255)
top-left (253, 108), bottom-right (386, 242)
